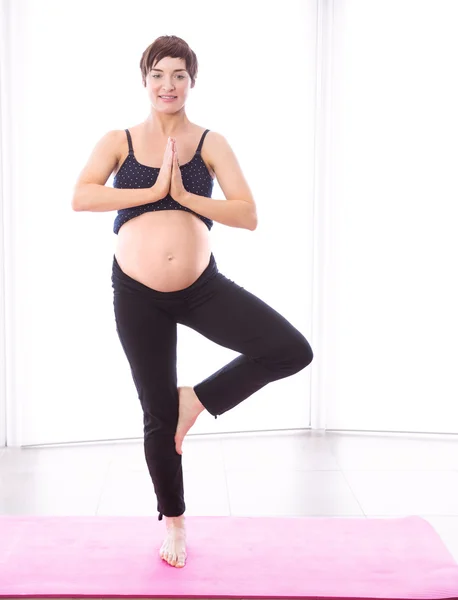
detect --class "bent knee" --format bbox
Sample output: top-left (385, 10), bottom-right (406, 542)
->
top-left (290, 336), bottom-right (314, 370)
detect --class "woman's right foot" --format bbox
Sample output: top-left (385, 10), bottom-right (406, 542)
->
top-left (159, 515), bottom-right (187, 567)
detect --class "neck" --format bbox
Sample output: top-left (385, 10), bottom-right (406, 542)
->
top-left (145, 108), bottom-right (190, 137)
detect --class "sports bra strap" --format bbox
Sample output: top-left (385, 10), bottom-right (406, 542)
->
top-left (196, 129), bottom-right (210, 154)
top-left (125, 127), bottom-right (209, 156)
top-left (125, 129), bottom-right (134, 155)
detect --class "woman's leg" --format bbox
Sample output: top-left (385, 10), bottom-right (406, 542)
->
top-left (182, 272), bottom-right (314, 418)
top-left (112, 258), bottom-right (185, 522)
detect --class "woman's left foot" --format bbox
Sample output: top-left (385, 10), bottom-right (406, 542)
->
top-left (175, 386), bottom-right (205, 455)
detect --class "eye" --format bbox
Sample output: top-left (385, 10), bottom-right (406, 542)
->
top-left (151, 74), bottom-right (186, 79)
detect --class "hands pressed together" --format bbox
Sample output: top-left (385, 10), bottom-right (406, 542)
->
top-left (154, 137), bottom-right (189, 205)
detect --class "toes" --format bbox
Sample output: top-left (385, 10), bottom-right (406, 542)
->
top-left (163, 549), bottom-right (177, 566)
top-left (174, 555), bottom-right (185, 567)
top-left (159, 537), bottom-right (186, 567)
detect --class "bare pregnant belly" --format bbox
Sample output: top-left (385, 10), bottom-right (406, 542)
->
top-left (114, 211), bottom-right (212, 292)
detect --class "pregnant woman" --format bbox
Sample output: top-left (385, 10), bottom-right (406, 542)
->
top-left (72, 35), bottom-right (313, 568)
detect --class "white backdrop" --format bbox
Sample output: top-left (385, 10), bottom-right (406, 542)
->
top-left (3, 0), bottom-right (457, 449)
top-left (327, 0), bottom-right (458, 432)
top-left (1, 0), bottom-right (316, 446)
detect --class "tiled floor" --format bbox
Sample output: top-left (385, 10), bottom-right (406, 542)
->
top-left (1, 429), bottom-right (458, 564)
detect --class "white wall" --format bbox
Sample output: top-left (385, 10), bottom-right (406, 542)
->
top-left (326, 0), bottom-right (458, 433)
top-left (3, 0), bottom-right (456, 449)
top-left (0, 0), bottom-right (316, 446)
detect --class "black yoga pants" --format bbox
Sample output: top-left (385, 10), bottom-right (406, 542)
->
top-left (111, 252), bottom-right (313, 521)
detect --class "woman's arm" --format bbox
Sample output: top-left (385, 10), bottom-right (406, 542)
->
top-left (181, 132), bottom-right (257, 230)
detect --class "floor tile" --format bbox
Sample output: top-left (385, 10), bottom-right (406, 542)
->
top-left (226, 468), bottom-right (364, 516)
top-left (343, 470), bottom-right (458, 515)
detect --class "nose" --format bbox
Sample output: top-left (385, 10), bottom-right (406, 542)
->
top-left (162, 79), bottom-right (175, 91)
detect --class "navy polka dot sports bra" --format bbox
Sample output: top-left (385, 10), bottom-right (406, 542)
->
top-left (112, 128), bottom-right (214, 234)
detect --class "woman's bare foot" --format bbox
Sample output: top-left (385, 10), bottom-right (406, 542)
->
top-left (159, 515), bottom-right (187, 568)
top-left (175, 386), bottom-right (205, 455)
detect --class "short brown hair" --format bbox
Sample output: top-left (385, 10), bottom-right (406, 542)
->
top-left (139, 35), bottom-right (198, 87)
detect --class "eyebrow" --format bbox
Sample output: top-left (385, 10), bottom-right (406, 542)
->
top-left (150, 68), bottom-right (187, 72)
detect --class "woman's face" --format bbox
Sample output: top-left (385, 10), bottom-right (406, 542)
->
top-left (146, 56), bottom-right (193, 110)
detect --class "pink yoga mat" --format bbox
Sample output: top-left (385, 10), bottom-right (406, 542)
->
top-left (1, 515), bottom-right (458, 599)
